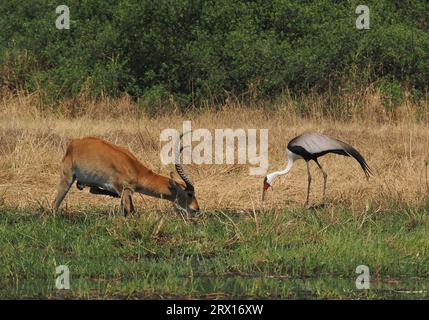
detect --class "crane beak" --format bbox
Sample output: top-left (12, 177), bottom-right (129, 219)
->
top-left (262, 179), bottom-right (270, 201)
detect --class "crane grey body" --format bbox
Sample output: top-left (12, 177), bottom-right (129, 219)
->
top-left (262, 132), bottom-right (372, 205)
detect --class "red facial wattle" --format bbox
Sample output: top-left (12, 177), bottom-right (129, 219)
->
top-left (263, 181), bottom-right (270, 191)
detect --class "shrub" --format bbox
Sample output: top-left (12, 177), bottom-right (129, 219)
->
top-left (0, 0), bottom-right (428, 108)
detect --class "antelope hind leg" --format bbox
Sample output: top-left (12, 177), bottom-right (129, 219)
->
top-left (52, 156), bottom-right (75, 211)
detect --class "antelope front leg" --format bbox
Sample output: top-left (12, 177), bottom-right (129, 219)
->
top-left (120, 188), bottom-right (135, 217)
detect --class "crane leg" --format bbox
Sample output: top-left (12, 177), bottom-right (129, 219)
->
top-left (305, 161), bottom-right (312, 206)
top-left (315, 159), bottom-right (328, 197)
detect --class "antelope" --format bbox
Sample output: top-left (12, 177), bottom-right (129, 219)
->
top-left (52, 136), bottom-right (199, 216)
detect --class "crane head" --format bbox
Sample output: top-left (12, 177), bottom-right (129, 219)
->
top-left (262, 176), bottom-right (271, 201)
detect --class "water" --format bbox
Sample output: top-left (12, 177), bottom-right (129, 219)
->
top-left (1, 275), bottom-right (428, 299)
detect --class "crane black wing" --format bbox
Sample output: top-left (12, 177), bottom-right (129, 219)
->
top-left (287, 133), bottom-right (373, 178)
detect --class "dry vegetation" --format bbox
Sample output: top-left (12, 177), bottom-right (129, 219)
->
top-left (1, 89), bottom-right (429, 214)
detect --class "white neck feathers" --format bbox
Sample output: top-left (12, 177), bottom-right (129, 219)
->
top-left (267, 149), bottom-right (301, 184)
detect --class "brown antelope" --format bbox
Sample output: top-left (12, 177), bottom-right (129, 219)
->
top-left (52, 136), bottom-right (199, 216)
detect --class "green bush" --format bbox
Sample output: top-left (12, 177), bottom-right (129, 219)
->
top-left (377, 78), bottom-right (403, 111)
top-left (138, 85), bottom-right (175, 116)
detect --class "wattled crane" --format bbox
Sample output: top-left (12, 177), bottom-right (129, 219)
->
top-left (262, 132), bottom-right (372, 205)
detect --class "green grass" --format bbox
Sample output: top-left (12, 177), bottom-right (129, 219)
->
top-left (0, 205), bottom-right (428, 299)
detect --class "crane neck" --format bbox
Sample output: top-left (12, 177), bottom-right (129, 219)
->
top-left (267, 155), bottom-right (295, 184)
top-left (279, 157), bottom-right (295, 175)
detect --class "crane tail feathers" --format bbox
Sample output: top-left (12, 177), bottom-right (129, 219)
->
top-left (344, 147), bottom-right (373, 179)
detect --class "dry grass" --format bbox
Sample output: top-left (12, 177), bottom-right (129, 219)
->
top-left (1, 89), bottom-right (429, 213)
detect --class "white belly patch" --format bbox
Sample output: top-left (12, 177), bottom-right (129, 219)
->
top-left (73, 168), bottom-right (118, 194)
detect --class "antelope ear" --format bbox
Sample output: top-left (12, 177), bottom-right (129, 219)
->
top-left (168, 177), bottom-right (181, 191)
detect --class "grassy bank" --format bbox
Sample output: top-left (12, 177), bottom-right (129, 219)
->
top-left (1, 205), bottom-right (428, 299)
top-left (1, 90), bottom-right (429, 213)
top-left (1, 91), bottom-right (429, 299)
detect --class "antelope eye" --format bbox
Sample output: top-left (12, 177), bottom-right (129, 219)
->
top-left (187, 192), bottom-right (193, 198)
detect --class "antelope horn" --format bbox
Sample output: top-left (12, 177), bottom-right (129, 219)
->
top-left (174, 131), bottom-right (194, 191)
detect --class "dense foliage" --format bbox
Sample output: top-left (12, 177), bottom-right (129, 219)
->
top-left (0, 0), bottom-right (428, 108)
